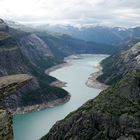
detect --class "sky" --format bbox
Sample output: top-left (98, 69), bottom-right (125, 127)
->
top-left (0, 0), bottom-right (140, 27)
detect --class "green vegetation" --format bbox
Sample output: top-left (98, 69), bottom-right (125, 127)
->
top-left (97, 54), bottom-right (122, 85)
top-left (42, 71), bottom-right (140, 140)
top-left (97, 40), bottom-right (140, 85)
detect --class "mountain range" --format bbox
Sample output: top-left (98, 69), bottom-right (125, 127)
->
top-left (0, 19), bottom-right (122, 113)
top-left (32, 24), bottom-right (140, 46)
top-left (41, 32), bottom-right (140, 140)
top-left (0, 18), bottom-right (140, 140)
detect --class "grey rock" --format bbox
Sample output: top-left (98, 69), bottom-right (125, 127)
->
top-left (41, 72), bottom-right (140, 140)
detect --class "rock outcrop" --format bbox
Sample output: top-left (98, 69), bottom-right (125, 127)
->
top-left (19, 33), bottom-right (53, 63)
top-left (41, 72), bottom-right (140, 140)
top-left (0, 74), bottom-right (32, 140)
top-left (97, 41), bottom-right (140, 85)
top-left (0, 19), bottom-right (70, 114)
top-left (0, 19), bottom-right (8, 32)
top-left (0, 109), bottom-right (13, 140)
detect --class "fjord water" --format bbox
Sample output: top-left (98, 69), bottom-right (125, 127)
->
top-left (13, 54), bottom-right (107, 140)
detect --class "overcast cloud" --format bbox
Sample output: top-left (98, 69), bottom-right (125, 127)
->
top-left (0, 0), bottom-right (140, 27)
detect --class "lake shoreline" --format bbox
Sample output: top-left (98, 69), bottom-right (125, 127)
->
top-left (86, 64), bottom-right (109, 90)
top-left (11, 94), bottom-right (71, 115)
top-left (45, 54), bottom-right (80, 75)
top-left (45, 55), bottom-right (83, 88)
top-left (12, 54), bottom-right (108, 115)
top-left (13, 54), bottom-right (109, 140)
top-left (11, 56), bottom-right (75, 115)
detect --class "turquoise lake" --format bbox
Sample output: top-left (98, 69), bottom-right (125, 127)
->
top-left (13, 54), bottom-right (107, 140)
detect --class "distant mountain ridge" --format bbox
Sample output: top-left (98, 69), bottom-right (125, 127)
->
top-left (33, 24), bottom-right (140, 45)
top-left (7, 20), bottom-right (140, 54)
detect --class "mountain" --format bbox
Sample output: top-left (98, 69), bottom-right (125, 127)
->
top-left (34, 24), bottom-right (140, 46)
top-left (41, 71), bottom-right (140, 140)
top-left (40, 32), bottom-right (140, 140)
top-left (7, 21), bottom-right (130, 54)
top-left (3, 19), bottom-right (140, 140)
top-left (97, 41), bottom-right (140, 85)
top-left (0, 19), bottom-right (70, 114)
top-left (0, 19), bottom-right (118, 114)
top-left (36, 31), bottom-right (116, 55)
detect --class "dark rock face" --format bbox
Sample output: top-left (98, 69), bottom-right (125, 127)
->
top-left (41, 72), bottom-right (140, 140)
top-left (0, 48), bottom-right (29, 75)
top-left (0, 19), bottom-right (9, 32)
top-left (97, 42), bottom-right (140, 85)
top-left (0, 109), bottom-right (13, 140)
top-left (0, 74), bottom-right (32, 140)
top-left (0, 20), bottom-right (69, 113)
top-left (19, 34), bottom-right (53, 63)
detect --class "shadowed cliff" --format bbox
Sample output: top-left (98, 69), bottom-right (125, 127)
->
top-left (0, 74), bottom-right (32, 140)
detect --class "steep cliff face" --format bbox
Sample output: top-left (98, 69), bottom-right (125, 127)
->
top-left (37, 32), bottom-right (115, 56)
top-left (0, 109), bottom-right (13, 140)
top-left (19, 33), bottom-right (53, 63)
top-left (97, 41), bottom-right (140, 85)
top-left (41, 72), bottom-right (140, 140)
top-left (0, 20), bottom-right (69, 113)
top-left (0, 48), bottom-right (28, 75)
top-left (0, 19), bottom-right (8, 32)
top-left (0, 74), bottom-right (32, 140)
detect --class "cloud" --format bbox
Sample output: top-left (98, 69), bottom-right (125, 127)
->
top-left (0, 0), bottom-right (139, 27)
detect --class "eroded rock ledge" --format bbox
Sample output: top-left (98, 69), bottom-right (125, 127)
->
top-left (0, 74), bottom-right (32, 140)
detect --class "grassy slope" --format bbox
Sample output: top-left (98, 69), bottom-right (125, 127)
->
top-left (97, 39), bottom-right (140, 85)
top-left (41, 72), bottom-right (140, 140)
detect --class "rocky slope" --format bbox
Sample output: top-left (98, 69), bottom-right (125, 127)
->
top-left (7, 21), bottom-right (118, 55)
top-left (0, 18), bottom-right (119, 114)
top-left (0, 19), bottom-right (70, 114)
top-left (0, 19), bottom-right (8, 32)
top-left (41, 72), bottom-right (140, 140)
top-left (0, 74), bottom-right (32, 140)
top-left (36, 32), bottom-right (115, 55)
top-left (0, 109), bottom-right (13, 140)
top-left (97, 41), bottom-right (140, 85)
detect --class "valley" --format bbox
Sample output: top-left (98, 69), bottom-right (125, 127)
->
top-left (13, 54), bottom-right (107, 140)
top-left (0, 17), bottom-right (140, 140)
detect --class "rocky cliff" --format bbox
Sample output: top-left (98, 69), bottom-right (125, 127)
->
top-left (97, 41), bottom-right (140, 85)
top-left (0, 109), bottom-right (13, 140)
top-left (0, 19), bottom-right (8, 32)
top-left (0, 19), bottom-right (70, 114)
top-left (1, 18), bottom-right (117, 114)
top-left (0, 74), bottom-right (32, 140)
top-left (41, 72), bottom-right (140, 140)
